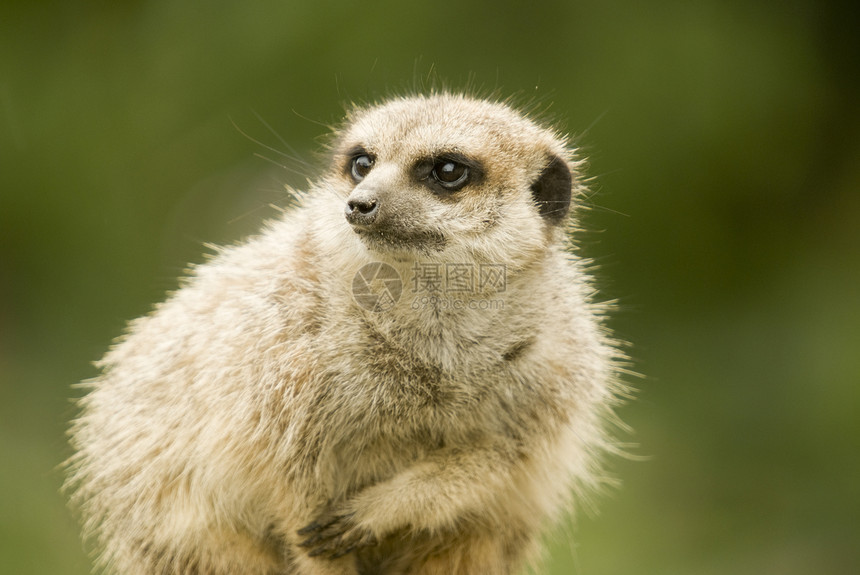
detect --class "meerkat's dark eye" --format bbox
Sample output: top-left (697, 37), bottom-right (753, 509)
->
top-left (350, 154), bottom-right (374, 182)
top-left (431, 160), bottom-right (470, 190)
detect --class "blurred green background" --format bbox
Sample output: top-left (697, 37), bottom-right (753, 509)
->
top-left (1, 0), bottom-right (858, 573)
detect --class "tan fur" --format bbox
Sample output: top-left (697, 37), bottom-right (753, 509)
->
top-left (65, 93), bottom-right (625, 574)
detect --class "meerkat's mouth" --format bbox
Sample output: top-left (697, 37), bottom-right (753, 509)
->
top-left (352, 226), bottom-right (447, 255)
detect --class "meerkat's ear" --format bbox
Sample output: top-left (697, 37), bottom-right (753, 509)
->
top-left (531, 155), bottom-right (572, 224)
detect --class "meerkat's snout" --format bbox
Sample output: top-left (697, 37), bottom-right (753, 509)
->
top-left (344, 150), bottom-right (383, 229)
top-left (344, 188), bottom-right (380, 226)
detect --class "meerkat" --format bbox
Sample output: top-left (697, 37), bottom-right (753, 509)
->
top-left (65, 92), bottom-right (625, 575)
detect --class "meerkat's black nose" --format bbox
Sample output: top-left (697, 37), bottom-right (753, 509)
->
top-left (345, 191), bottom-right (379, 226)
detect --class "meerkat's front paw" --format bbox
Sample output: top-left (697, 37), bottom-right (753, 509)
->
top-left (297, 508), bottom-right (378, 559)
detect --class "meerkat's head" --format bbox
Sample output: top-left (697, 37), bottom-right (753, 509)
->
top-left (323, 93), bottom-right (581, 264)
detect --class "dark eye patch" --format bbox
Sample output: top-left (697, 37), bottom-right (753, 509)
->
top-left (343, 146), bottom-right (376, 182)
top-left (413, 153), bottom-right (484, 193)
top-left (432, 160), bottom-right (469, 189)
